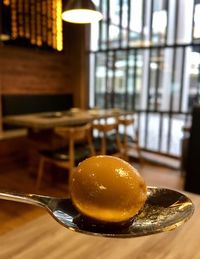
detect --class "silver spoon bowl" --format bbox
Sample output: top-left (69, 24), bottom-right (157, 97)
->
top-left (0, 187), bottom-right (194, 238)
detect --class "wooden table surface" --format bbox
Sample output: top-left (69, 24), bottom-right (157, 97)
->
top-left (0, 191), bottom-right (199, 259)
top-left (3, 109), bottom-right (133, 130)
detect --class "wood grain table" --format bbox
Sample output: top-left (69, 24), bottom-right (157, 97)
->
top-left (3, 109), bottom-right (134, 130)
top-left (0, 191), bottom-right (199, 259)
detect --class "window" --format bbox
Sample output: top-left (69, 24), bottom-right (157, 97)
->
top-left (89, 0), bottom-right (200, 157)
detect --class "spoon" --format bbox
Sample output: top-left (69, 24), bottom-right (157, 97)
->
top-left (0, 187), bottom-right (194, 238)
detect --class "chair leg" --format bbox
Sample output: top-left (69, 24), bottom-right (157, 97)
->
top-left (116, 128), bottom-right (124, 159)
top-left (68, 167), bottom-right (75, 193)
top-left (135, 129), bottom-right (144, 169)
top-left (36, 157), bottom-right (45, 190)
top-left (117, 124), bottom-right (128, 161)
top-left (123, 126), bottom-right (129, 161)
top-left (101, 132), bottom-right (106, 155)
top-left (87, 130), bottom-right (96, 156)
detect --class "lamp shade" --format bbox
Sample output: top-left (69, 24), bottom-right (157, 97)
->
top-left (62, 0), bottom-right (103, 24)
top-left (0, 1), bottom-right (11, 41)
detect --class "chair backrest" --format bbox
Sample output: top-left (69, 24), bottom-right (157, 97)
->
top-left (54, 123), bottom-right (95, 170)
top-left (117, 115), bottom-right (143, 163)
top-left (92, 122), bottom-right (118, 133)
top-left (92, 121), bottom-right (121, 155)
top-left (118, 117), bottom-right (135, 126)
top-left (55, 123), bottom-right (92, 143)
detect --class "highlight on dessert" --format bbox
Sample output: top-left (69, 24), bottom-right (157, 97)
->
top-left (70, 155), bottom-right (147, 223)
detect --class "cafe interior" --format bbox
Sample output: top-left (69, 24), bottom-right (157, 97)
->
top-left (0, 0), bottom-right (200, 258)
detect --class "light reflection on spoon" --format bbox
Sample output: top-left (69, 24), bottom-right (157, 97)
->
top-left (0, 187), bottom-right (194, 238)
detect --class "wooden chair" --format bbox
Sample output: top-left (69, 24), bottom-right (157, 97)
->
top-left (36, 123), bottom-right (95, 190)
top-left (117, 116), bottom-right (142, 164)
top-left (92, 119), bottom-right (122, 156)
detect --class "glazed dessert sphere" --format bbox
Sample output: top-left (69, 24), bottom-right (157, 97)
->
top-left (70, 155), bottom-right (147, 223)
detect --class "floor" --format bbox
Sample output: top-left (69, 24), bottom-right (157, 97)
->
top-left (0, 159), bottom-right (184, 235)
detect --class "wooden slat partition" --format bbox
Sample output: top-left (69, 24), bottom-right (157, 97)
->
top-left (0, 45), bottom-right (72, 94)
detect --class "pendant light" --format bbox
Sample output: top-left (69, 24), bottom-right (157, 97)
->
top-left (0, 1), bottom-right (11, 42)
top-left (62, 0), bottom-right (103, 24)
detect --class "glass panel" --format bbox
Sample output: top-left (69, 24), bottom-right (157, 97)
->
top-left (109, 0), bottom-right (120, 48)
top-left (106, 52), bottom-right (115, 109)
top-left (194, 4), bottom-right (200, 39)
top-left (129, 0), bottom-right (143, 46)
top-left (134, 51), bottom-right (143, 110)
top-left (95, 53), bottom-right (107, 108)
top-left (160, 114), bottom-right (169, 154)
top-left (146, 113), bottom-right (159, 151)
top-left (172, 48), bottom-right (184, 112)
top-left (169, 114), bottom-right (185, 156)
top-left (113, 51), bottom-right (127, 108)
top-left (176, 0), bottom-right (194, 44)
top-left (126, 50), bottom-right (135, 110)
top-left (139, 112), bottom-right (146, 148)
top-left (152, 0), bottom-right (168, 45)
top-left (149, 49), bottom-right (163, 110)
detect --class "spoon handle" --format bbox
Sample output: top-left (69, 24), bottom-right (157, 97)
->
top-left (0, 190), bottom-right (51, 208)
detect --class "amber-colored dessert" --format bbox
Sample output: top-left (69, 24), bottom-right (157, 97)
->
top-left (70, 155), bottom-right (147, 223)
